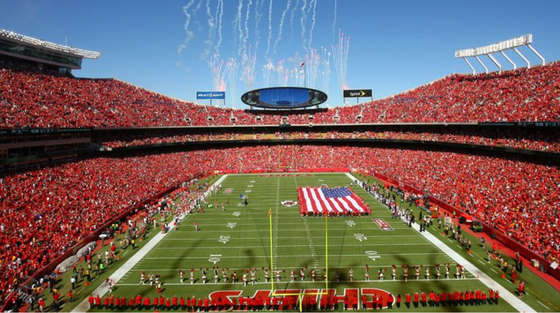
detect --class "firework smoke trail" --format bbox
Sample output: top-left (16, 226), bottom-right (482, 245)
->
top-left (319, 47), bottom-right (331, 95)
top-left (242, 0), bottom-right (253, 59)
top-left (234, 0), bottom-right (244, 57)
top-left (276, 60), bottom-right (289, 86)
top-left (202, 0), bottom-right (216, 63)
top-left (289, 0), bottom-right (300, 40)
top-left (177, 0), bottom-right (198, 55)
top-left (210, 55), bottom-right (226, 92)
top-left (242, 44), bottom-right (259, 89)
top-left (332, 30), bottom-right (350, 90)
top-left (265, 0), bottom-right (274, 59)
top-left (308, 0), bottom-right (318, 50)
top-left (263, 60), bottom-right (274, 87)
top-left (254, 0), bottom-right (265, 43)
top-left (214, 0), bottom-right (224, 56)
top-left (272, 0), bottom-right (291, 55)
top-left (225, 58), bottom-right (239, 108)
top-left (305, 49), bottom-right (320, 89)
top-left (299, 0), bottom-right (308, 51)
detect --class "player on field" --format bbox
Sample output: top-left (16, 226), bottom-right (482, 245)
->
top-left (403, 265), bottom-right (409, 282)
top-left (222, 268), bottom-right (228, 282)
top-left (250, 269), bottom-right (257, 285)
top-left (435, 264), bottom-right (441, 280)
top-left (263, 267), bottom-right (270, 282)
top-left (179, 269), bottom-right (185, 283)
top-left (213, 268), bottom-right (219, 283)
top-left (242, 272), bottom-right (248, 287)
top-left (378, 268), bottom-right (384, 281)
top-left (201, 268), bottom-right (208, 284)
top-left (349, 268), bottom-right (354, 282)
top-left (445, 263), bottom-right (450, 279)
top-left (290, 269), bottom-right (296, 282)
top-left (300, 268), bottom-right (305, 281)
top-left (140, 271), bottom-right (145, 285)
top-left (391, 265), bottom-right (397, 280)
top-left (425, 267), bottom-right (431, 280)
top-left (190, 269), bottom-right (195, 284)
top-left (310, 268), bottom-right (316, 282)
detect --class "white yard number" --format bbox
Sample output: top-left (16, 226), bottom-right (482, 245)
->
top-left (346, 220), bottom-right (356, 227)
top-left (226, 222), bottom-right (237, 229)
top-left (209, 254), bottom-right (222, 264)
top-left (365, 251), bottom-right (381, 261)
top-left (219, 236), bottom-right (231, 244)
top-left (354, 233), bottom-right (367, 241)
top-left (233, 212), bottom-right (242, 217)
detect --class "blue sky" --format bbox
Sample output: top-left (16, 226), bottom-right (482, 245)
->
top-left (1, 0), bottom-right (559, 108)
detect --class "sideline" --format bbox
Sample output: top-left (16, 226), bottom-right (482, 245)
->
top-left (347, 172), bottom-right (536, 312)
top-left (71, 175), bottom-right (229, 312)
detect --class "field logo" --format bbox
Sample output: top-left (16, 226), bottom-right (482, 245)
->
top-left (365, 251), bottom-right (381, 261)
top-left (209, 254), bottom-right (222, 264)
top-left (233, 212), bottom-right (242, 217)
top-left (346, 220), bottom-right (356, 227)
top-left (223, 188), bottom-right (234, 194)
top-left (226, 222), bottom-right (237, 229)
top-left (354, 233), bottom-right (367, 241)
top-left (281, 200), bottom-right (298, 207)
top-left (219, 236), bottom-right (231, 244)
top-left (373, 218), bottom-right (394, 231)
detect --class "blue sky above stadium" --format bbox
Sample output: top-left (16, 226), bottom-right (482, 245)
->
top-left (1, 0), bottom-right (559, 108)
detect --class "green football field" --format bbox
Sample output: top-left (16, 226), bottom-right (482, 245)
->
top-left (58, 173), bottom-right (560, 312)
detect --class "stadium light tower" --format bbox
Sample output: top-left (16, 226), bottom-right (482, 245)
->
top-left (455, 34), bottom-right (545, 74)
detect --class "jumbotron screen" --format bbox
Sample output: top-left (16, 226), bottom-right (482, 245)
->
top-left (241, 87), bottom-right (328, 109)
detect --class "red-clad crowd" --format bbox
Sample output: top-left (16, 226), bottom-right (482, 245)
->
top-left (98, 128), bottom-right (560, 153)
top-left (86, 288), bottom-right (501, 311)
top-left (1, 145), bottom-right (559, 305)
top-left (2, 62), bottom-right (560, 128)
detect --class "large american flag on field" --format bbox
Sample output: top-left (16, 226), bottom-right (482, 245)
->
top-left (298, 187), bottom-right (371, 215)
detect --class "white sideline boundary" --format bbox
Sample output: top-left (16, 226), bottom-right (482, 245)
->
top-left (346, 172), bottom-right (536, 312)
top-left (71, 175), bottom-right (229, 312)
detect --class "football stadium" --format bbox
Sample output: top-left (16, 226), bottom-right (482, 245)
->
top-left (1, 1), bottom-right (560, 312)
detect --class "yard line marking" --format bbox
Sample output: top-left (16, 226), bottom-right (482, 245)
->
top-left (117, 277), bottom-right (481, 286)
top-left (71, 175), bottom-right (229, 313)
top-left (126, 263), bottom-right (463, 271)
top-left (490, 268), bottom-right (498, 274)
top-left (406, 210), bottom-right (536, 312)
top-left (172, 227), bottom-right (414, 232)
top-left (164, 234), bottom-right (421, 240)
top-left (140, 252), bottom-right (447, 260)
top-left (477, 260), bottom-right (486, 265)
top-left (537, 301), bottom-right (548, 310)
top-left (153, 243), bottom-right (432, 249)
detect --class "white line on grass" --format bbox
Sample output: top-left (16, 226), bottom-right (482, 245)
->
top-left (153, 243), bottom-right (432, 249)
top-left (140, 252), bottom-right (447, 260)
top-left (172, 227), bottom-right (414, 233)
top-left (537, 301), bottom-right (550, 310)
top-left (126, 263), bottom-right (463, 272)
top-left (350, 174), bottom-right (536, 312)
top-left (70, 175), bottom-right (229, 312)
top-left (116, 277), bottom-right (480, 287)
top-left (164, 234), bottom-right (421, 240)
top-left (407, 214), bottom-right (536, 312)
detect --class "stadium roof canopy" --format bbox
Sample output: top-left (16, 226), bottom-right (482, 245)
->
top-left (0, 28), bottom-right (101, 70)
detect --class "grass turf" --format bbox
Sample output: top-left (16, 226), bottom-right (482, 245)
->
top-left (52, 173), bottom-right (560, 311)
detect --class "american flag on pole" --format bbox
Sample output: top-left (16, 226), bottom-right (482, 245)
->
top-left (298, 187), bottom-right (371, 216)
